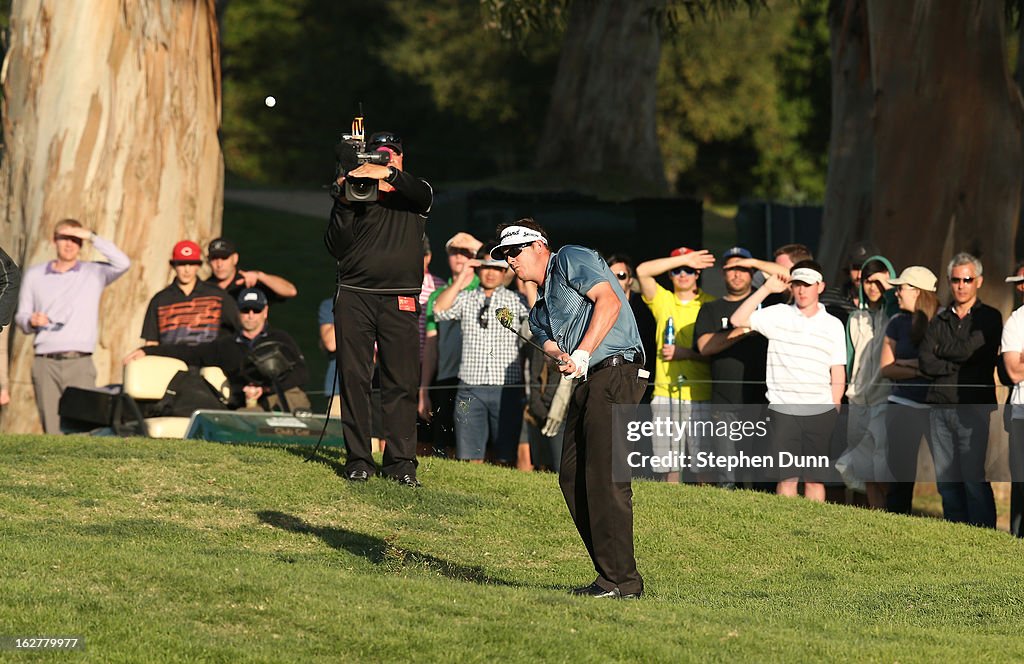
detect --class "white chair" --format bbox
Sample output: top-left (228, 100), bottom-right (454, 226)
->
top-left (122, 356), bottom-right (229, 438)
top-left (200, 366), bottom-right (231, 400)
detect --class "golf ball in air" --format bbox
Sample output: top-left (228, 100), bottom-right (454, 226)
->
top-left (265, 96), bottom-right (277, 108)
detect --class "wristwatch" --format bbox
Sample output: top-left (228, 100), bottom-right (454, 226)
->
top-left (385, 166), bottom-right (398, 183)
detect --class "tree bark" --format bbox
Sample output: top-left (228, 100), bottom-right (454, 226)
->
top-left (867, 0), bottom-right (1021, 313)
top-left (0, 0), bottom-right (223, 433)
top-left (821, 0), bottom-right (1023, 315)
top-left (535, 0), bottom-right (668, 192)
top-left (818, 0), bottom-right (874, 280)
top-left (1015, 7), bottom-right (1024, 266)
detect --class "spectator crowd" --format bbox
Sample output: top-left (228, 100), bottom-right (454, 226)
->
top-left (5, 222), bottom-right (1024, 535)
top-left (413, 233), bottom-right (1024, 536)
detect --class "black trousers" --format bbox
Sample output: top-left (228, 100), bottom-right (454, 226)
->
top-left (1011, 420), bottom-right (1024, 538)
top-left (335, 289), bottom-right (419, 478)
top-left (430, 376), bottom-right (460, 451)
top-left (560, 363), bottom-right (647, 595)
top-left (885, 402), bottom-right (931, 515)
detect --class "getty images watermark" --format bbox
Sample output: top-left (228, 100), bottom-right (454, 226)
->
top-left (613, 403), bottom-right (1024, 483)
top-left (618, 409), bottom-right (831, 479)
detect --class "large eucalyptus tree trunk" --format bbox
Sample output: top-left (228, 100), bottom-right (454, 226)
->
top-left (1015, 10), bottom-right (1024, 266)
top-left (536, 0), bottom-right (668, 192)
top-left (821, 0), bottom-right (1023, 315)
top-left (0, 0), bottom-right (223, 433)
top-left (817, 0), bottom-right (873, 278)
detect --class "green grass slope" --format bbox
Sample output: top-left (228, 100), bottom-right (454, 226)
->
top-left (2, 436), bottom-right (1023, 662)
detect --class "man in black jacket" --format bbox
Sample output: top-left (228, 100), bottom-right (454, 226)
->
top-left (325, 131), bottom-right (432, 486)
top-left (125, 288), bottom-right (310, 412)
top-left (0, 246), bottom-right (20, 332)
top-left (919, 252), bottom-right (1002, 528)
top-left (0, 246), bottom-right (20, 410)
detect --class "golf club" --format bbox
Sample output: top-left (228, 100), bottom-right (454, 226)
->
top-left (495, 307), bottom-right (568, 366)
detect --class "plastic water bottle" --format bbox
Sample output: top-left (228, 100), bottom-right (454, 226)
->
top-left (664, 317), bottom-right (675, 346)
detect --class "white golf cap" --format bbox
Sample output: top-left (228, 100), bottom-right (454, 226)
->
top-left (490, 225), bottom-right (547, 260)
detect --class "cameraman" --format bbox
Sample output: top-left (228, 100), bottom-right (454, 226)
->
top-left (325, 131), bottom-right (432, 486)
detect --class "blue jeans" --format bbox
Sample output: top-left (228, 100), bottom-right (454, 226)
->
top-left (928, 406), bottom-right (996, 528)
top-left (454, 384), bottom-right (524, 462)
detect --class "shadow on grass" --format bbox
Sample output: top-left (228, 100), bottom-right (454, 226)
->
top-left (283, 445), bottom-right (348, 478)
top-left (276, 445), bottom-right (491, 516)
top-left (194, 440), bottom-right (350, 479)
top-left (256, 510), bottom-right (521, 587)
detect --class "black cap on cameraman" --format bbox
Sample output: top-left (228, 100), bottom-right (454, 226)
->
top-left (369, 131), bottom-right (402, 155)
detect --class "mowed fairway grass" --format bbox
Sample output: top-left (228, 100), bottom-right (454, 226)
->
top-left (2, 436), bottom-right (1023, 662)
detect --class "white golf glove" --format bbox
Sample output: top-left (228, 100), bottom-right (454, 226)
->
top-left (542, 376), bottom-right (574, 437)
top-left (567, 349), bottom-right (591, 380)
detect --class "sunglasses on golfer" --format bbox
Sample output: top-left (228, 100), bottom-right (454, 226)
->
top-left (502, 242), bottom-right (533, 260)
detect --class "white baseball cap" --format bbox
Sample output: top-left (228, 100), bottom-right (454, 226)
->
top-left (890, 266), bottom-right (938, 292)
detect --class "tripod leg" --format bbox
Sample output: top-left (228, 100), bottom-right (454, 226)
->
top-left (273, 380), bottom-right (291, 413)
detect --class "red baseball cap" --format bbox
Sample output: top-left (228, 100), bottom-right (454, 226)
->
top-left (670, 247), bottom-right (693, 258)
top-left (171, 240), bottom-right (202, 264)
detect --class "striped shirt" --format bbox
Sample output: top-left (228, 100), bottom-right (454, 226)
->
top-left (433, 286), bottom-right (528, 385)
top-left (749, 302), bottom-right (846, 414)
top-left (418, 271), bottom-right (445, 360)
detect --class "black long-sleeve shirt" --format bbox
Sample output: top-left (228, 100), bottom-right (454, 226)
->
top-left (919, 300), bottom-right (1002, 405)
top-left (324, 168), bottom-right (432, 295)
top-left (0, 246), bottom-right (21, 330)
top-left (143, 325), bottom-right (308, 407)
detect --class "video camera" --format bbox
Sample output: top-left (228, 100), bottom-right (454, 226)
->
top-left (332, 110), bottom-right (390, 203)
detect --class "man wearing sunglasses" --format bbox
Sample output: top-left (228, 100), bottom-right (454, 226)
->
top-left (15, 219), bottom-right (131, 433)
top-left (919, 252), bottom-right (1002, 528)
top-left (636, 247), bottom-right (717, 483)
top-left (325, 131), bottom-right (432, 486)
top-left (695, 248), bottom-right (787, 489)
top-left (420, 232), bottom-right (482, 455)
top-left (492, 218), bottom-right (654, 599)
top-left (431, 245), bottom-right (528, 465)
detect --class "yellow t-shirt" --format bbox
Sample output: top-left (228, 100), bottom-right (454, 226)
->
top-left (643, 285), bottom-right (715, 400)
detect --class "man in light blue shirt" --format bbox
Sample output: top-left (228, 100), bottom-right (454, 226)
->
top-left (492, 217), bottom-right (649, 599)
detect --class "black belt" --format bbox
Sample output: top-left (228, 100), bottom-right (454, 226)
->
top-left (590, 352), bottom-right (641, 375)
top-left (38, 352), bottom-right (92, 360)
